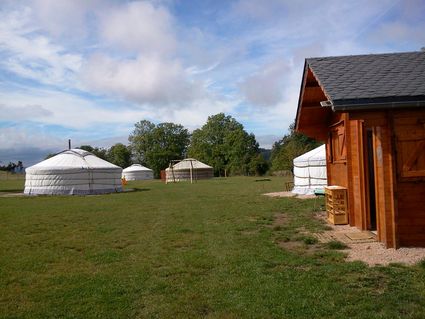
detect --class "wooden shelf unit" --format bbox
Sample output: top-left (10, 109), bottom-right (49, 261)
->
top-left (325, 186), bottom-right (348, 225)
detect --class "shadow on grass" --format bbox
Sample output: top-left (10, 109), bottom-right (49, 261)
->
top-left (124, 188), bottom-right (150, 193)
top-left (0, 188), bottom-right (23, 193)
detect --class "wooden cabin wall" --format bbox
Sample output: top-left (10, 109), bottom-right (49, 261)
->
top-left (346, 118), bottom-right (367, 229)
top-left (348, 111), bottom-right (396, 247)
top-left (326, 112), bottom-right (348, 188)
top-left (392, 109), bottom-right (425, 247)
top-left (372, 123), bottom-right (396, 247)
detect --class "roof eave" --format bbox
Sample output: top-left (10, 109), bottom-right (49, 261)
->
top-left (333, 100), bottom-right (425, 112)
top-left (295, 60), bottom-right (309, 131)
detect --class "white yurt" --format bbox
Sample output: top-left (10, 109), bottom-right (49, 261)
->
top-left (165, 158), bottom-right (213, 182)
top-left (292, 144), bottom-right (327, 195)
top-left (122, 164), bottom-right (154, 181)
top-left (24, 149), bottom-right (123, 195)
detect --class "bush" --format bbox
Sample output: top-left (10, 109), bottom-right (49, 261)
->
top-left (302, 236), bottom-right (319, 245)
top-left (325, 240), bottom-right (349, 250)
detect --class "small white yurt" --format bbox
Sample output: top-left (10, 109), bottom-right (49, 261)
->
top-left (165, 158), bottom-right (213, 183)
top-left (122, 164), bottom-right (154, 181)
top-left (292, 144), bottom-right (327, 195)
top-left (24, 149), bottom-right (123, 195)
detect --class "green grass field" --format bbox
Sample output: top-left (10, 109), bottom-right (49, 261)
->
top-left (1, 177), bottom-right (425, 318)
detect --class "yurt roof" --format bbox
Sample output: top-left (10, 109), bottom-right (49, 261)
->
top-left (26, 149), bottom-right (121, 173)
top-left (166, 158), bottom-right (212, 171)
top-left (123, 164), bottom-right (153, 172)
top-left (293, 145), bottom-right (326, 167)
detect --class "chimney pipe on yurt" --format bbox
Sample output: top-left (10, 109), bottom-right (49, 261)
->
top-left (68, 139), bottom-right (71, 150)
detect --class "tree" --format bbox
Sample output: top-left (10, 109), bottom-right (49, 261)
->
top-left (248, 154), bottom-right (269, 176)
top-left (44, 153), bottom-right (57, 160)
top-left (127, 120), bottom-right (155, 164)
top-left (79, 145), bottom-right (108, 160)
top-left (129, 120), bottom-right (190, 177)
top-left (107, 143), bottom-right (132, 168)
top-left (188, 113), bottom-right (262, 176)
top-left (270, 122), bottom-right (321, 172)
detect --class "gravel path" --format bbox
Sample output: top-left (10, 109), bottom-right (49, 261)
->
top-left (263, 191), bottom-right (316, 199)
top-left (315, 212), bottom-right (425, 266)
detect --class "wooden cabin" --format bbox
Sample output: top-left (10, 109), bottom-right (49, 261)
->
top-left (295, 51), bottom-right (425, 248)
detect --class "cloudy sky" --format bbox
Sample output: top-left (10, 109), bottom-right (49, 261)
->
top-left (1, 0), bottom-right (424, 166)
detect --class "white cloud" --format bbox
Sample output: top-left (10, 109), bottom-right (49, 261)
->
top-left (80, 53), bottom-right (203, 106)
top-left (256, 134), bottom-right (281, 149)
top-left (0, 87), bottom-right (152, 130)
top-left (0, 126), bottom-right (64, 150)
top-left (239, 59), bottom-right (291, 107)
top-left (0, 84), bottom-right (236, 134)
top-left (98, 1), bottom-right (177, 56)
top-left (31, 0), bottom-right (94, 39)
top-left (0, 104), bottom-right (53, 120)
top-left (0, 6), bottom-right (82, 86)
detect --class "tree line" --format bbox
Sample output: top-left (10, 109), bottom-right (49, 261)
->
top-left (0, 161), bottom-right (24, 173)
top-left (43, 113), bottom-right (320, 178)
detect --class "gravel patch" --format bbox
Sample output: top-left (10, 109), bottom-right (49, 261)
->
top-left (0, 192), bottom-right (25, 197)
top-left (263, 191), bottom-right (316, 199)
top-left (315, 212), bottom-right (425, 266)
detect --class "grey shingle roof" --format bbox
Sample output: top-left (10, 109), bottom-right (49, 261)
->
top-left (306, 51), bottom-right (425, 109)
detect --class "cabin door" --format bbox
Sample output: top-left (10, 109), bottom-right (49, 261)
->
top-left (365, 128), bottom-right (377, 231)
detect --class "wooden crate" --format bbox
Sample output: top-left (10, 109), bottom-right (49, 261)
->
top-left (325, 186), bottom-right (348, 225)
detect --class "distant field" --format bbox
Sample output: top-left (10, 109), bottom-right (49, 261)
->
top-left (0, 171), bottom-right (25, 182)
top-left (1, 177), bottom-right (425, 318)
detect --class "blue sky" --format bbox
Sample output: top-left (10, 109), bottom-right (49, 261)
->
top-left (1, 0), bottom-right (425, 166)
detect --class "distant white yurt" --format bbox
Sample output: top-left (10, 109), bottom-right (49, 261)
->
top-left (165, 158), bottom-right (213, 182)
top-left (292, 145), bottom-right (327, 195)
top-left (24, 149), bottom-right (123, 195)
top-left (122, 164), bottom-right (154, 181)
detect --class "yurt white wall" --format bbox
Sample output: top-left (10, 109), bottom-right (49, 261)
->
top-left (165, 158), bottom-right (213, 182)
top-left (24, 149), bottom-right (122, 195)
top-left (122, 164), bottom-right (154, 181)
top-left (292, 145), bottom-right (327, 195)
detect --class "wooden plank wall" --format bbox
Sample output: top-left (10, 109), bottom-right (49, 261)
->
top-left (393, 109), bottom-right (425, 246)
top-left (348, 111), bottom-right (396, 247)
top-left (346, 119), bottom-right (367, 229)
top-left (326, 113), bottom-right (348, 188)
top-left (372, 125), bottom-right (396, 247)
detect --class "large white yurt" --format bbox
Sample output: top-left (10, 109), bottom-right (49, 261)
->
top-left (122, 164), bottom-right (154, 181)
top-left (24, 149), bottom-right (123, 195)
top-left (292, 144), bottom-right (327, 195)
top-left (165, 158), bottom-right (213, 182)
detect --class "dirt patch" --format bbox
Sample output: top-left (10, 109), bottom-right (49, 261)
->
top-left (272, 213), bottom-right (289, 227)
top-left (263, 191), bottom-right (316, 199)
top-left (0, 192), bottom-right (25, 197)
top-left (315, 211), bottom-right (425, 266)
top-left (241, 230), bottom-right (259, 235)
top-left (278, 240), bottom-right (304, 251)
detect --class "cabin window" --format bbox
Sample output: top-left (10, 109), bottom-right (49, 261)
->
top-left (328, 121), bottom-right (346, 163)
top-left (396, 118), bottom-right (425, 179)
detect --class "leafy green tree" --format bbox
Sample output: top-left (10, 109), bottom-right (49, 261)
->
top-left (248, 154), bottom-right (269, 176)
top-left (79, 145), bottom-right (108, 160)
top-left (188, 113), bottom-right (263, 176)
top-left (107, 143), bottom-right (132, 168)
top-left (129, 121), bottom-right (190, 177)
top-left (127, 120), bottom-right (155, 164)
top-left (271, 122), bottom-right (321, 172)
top-left (0, 161), bottom-right (17, 172)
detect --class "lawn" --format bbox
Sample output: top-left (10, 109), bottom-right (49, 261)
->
top-left (1, 177), bottom-right (425, 318)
